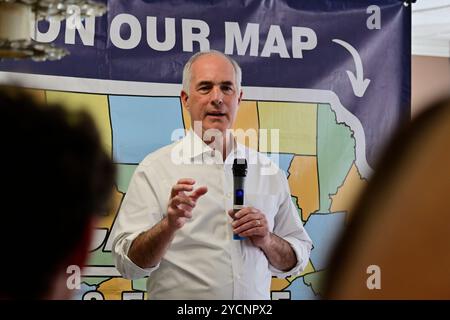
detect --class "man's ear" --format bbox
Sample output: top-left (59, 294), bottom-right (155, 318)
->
top-left (181, 90), bottom-right (189, 111)
top-left (238, 90), bottom-right (243, 104)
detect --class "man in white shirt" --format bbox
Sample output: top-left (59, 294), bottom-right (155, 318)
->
top-left (111, 50), bottom-right (312, 299)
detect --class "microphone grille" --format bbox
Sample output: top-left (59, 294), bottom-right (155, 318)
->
top-left (233, 158), bottom-right (247, 176)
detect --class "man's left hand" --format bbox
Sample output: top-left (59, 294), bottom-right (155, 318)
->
top-left (228, 207), bottom-right (271, 249)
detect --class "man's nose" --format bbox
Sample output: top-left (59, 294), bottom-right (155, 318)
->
top-left (210, 86), bottom-right (224, 107)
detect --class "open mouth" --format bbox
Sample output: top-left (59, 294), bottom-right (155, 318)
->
top-left (206, 112), bottom-right (226, 117)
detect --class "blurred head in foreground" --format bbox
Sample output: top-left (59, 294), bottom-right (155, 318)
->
top-left (0, 87), bottom-right (115, 299)
top-left (324, 97), bottom-right (450, 299)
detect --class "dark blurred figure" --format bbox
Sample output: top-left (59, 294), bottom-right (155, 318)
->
top-left (324, 97), bottom-right (450, 299)
top-left (0, 87), bottom-right (115, 299)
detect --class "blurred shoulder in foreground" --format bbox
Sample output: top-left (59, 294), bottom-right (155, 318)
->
top-left (324, 97), bottom-right (450, 299)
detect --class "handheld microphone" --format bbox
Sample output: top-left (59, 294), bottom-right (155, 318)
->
top-left (232, 158), bottom-right (247, 240)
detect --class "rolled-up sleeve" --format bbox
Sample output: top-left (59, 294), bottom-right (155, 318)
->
top-left (111, 164), bottom-right (164, 280)
top-left (269, 171), bottom-right (313, 278)
top-left (112, 230), bottom-right (160, 279)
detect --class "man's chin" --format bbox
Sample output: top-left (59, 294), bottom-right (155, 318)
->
top-left (205, 126), bottom-right (226, 133)
top-left (202, 121), bottom-right (229, 133)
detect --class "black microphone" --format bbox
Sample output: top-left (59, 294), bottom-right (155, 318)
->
top-left (232, 158), bottom-right (247, 240)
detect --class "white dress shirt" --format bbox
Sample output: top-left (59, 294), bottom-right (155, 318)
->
top-left (111, 130), bottom-right (312, 300)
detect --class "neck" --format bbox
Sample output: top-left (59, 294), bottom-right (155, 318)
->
top-left (201, 130), bottom-right (235, 161)
top-left (222, 132), bottom-right (236, 160)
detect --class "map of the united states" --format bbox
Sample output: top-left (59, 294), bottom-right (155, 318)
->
top-left (27, 87), bottom-right (368, 300)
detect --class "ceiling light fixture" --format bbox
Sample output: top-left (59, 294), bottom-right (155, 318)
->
top-left (0, 0), bottom-right (107, 61)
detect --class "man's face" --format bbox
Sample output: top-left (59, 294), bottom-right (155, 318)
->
top-left (181, 54), bottom-right (242, 136)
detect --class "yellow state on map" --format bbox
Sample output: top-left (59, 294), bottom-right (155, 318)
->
top-left (330, 163), bottom-right (368, 216)
top-left (182, 100), bottom-right (259, 150)
top-left (287, 259), bottom-right (316, 283)
top-left (45, 91), bottom-right (112, 156)
top-left (288, 156), bottom-right (320, 222)
top-left (271, 259), bottom-right (316, 291)
top-left (258, 102), bottom-right (317, 155)
top-left (271, 277), bottom-right (290, 291)
top-left (97, 278), bottom-right (134, 300)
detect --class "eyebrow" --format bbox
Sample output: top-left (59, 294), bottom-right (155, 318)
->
top-left (196, 80), bottom-right (235, 87)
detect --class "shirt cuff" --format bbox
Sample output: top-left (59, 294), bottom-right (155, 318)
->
top-left (269, 236), bottom-right (311, 278)
top-left (116, 231), bottom-right (160, 279)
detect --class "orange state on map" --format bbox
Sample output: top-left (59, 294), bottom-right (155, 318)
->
top-left (97, 278), bottom-right (136, 300)
top-left (330, 163), bottom-right (367, 216)
top-left (288, 155), bottom-right (320, 222)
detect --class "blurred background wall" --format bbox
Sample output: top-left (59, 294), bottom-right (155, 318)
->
top-left (411, 0), bottom-right (450, 116)
top-left (412, 56), bottom-right (450, 116)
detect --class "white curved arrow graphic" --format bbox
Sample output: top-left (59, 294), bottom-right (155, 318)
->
top-left (332, 39), bottom-right (371, 98)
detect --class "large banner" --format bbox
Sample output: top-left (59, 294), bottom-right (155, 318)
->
top-left (0, 0), bottom-right (410, 300)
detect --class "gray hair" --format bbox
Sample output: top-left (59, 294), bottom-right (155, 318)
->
top-left (181, 50), bottom-right (242, 94)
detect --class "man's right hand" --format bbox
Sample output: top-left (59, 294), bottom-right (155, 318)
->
top-left (128, 179), bottom-right (207, 269)
top-left (167, 178), bottom-right (208, 230)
